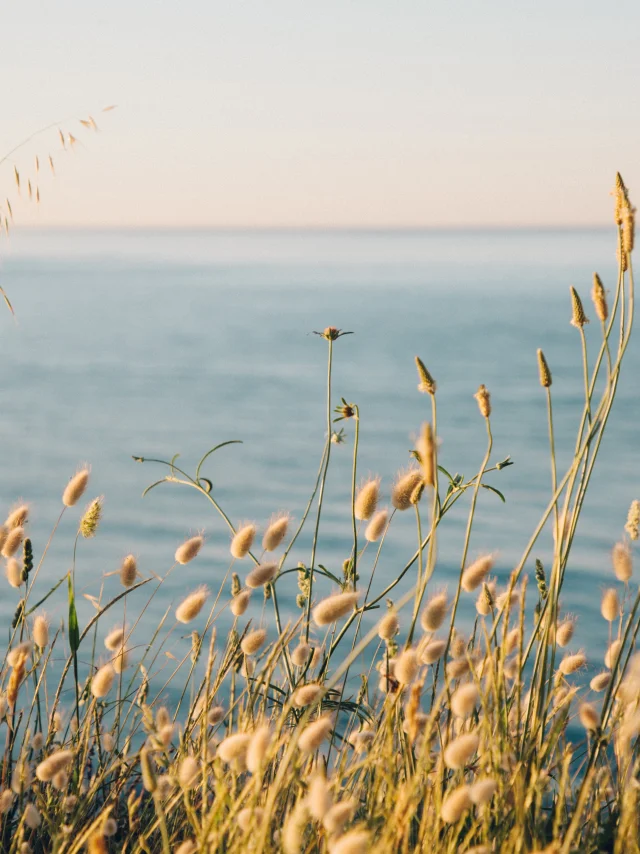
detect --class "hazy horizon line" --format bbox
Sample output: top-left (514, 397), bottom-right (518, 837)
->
top-left (13, 223), bottom-right (614, 234)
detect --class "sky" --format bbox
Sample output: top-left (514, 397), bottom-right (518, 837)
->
top-left (2, 1), bottom-right (640, 228)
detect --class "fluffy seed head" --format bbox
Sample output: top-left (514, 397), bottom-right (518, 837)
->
top-left (32, 615), bottom-right (49, 649)
top-left (590, 671), bottom-right (611, 692)
top-left (104, 627), bottom-right (126, 652)
top-left (415, 356), bottom-right (437, 395)
top-left (237, 807), bottom-right (264, 832)
top-left (441, 784), bottom-right (473, 823)
top-left (559, 652), bottom-right (587, 675)
top-left (91, 664), bottom-right (115, 698)
top-left (570, 286), bottom-right (589, 328)
top-left (323, 799), bottom-right (357, 835)
top-left (217, 733), bottom-right (251, 764)
top-left (178, 756), bottom-right (199, 790)
top-left (241, 628), bottom-right (267, 656)
top-left (175, 535), bottom-right (204, 565)
top-left (556, 618), bottom-right (576, 648)
top-left (605, 639), bottom-right (622, 670)
top-left (293, 683), bottom-right (324, 707)
top-left (5, 504), bottom-right (29, 530)
top-left (536, 349), bottom-right (552, 387)
top-left (470, 777), bottom-right (498, 806)
top-left (601, 588), bottom-right (620, 622)
top-left (420, 638), bottom-right (447, 664)
top-left (328, 829), bottom-right (370, 854)
top-left (112, 646), bottom-right (129, 674)
top-left (308, 773), bottom-right (333, 820)
top-left (612, 542), bottom-right (632, 582)
top-left (364, 508), bottom-right (388, 542)
top-left (378, 609), bottom-right (399, 641)
top-left (291, 642), bottom-right (312, 667)
top-left (2, 527), bottom-right (24, 559)
top-left (231, 524), bottom-right (256, 559)
top-left (231, 589), bottom-right (251, 616)
top-left (0, 791), bottom-right (14, 813)
top-left (174, 843), bottom-right (197, 854)
top-left (625, 500), bottom-right (640, 542)
top-left (348, 729), bottom-right (375, 753)
top-left (35, 749), bottom-right (74, 782)
top-left (313, 591), bottom-right (358, 626)
top-left (579, 702), bottom-right (600, 731)
top-left (394, 648), bottom-right (419, 684)
top-left (474, 384), bottom-right (491, 418)
top-left (246, 724), bottom-right (271, 773)
top-left (391, 468), bottom-right (423, 511)
top-left (176, 586), bottom-right (209, 624)
top-left (451, 683), bottom-right (479, 718)
top-left (461, 555), bottom-right (494, 592)
top-left (444, 731), bottom-right (479, 769)
top-left (262, 513), bottom-right (291, 552)
top-left (592, 273), bottom-right (608, 322)
top-left (298, 715), bottom-right (333, 753)
top-left (421, 592), bottom-right (448, 632)
top-left (0, 527), bottom-right (8, 553)
top-left (415, 423), bottom-right (435, 487)
top-left (6, 558), bottom-right (22, 588)
top-left (62, 468), bottom-right (90, 507)
top-left (246, 563), bottom-right (278, 589)
top-left (23, 803), bottom-right (41, 829)
top-left (120, 555), bottom-right (137, 588)
top-left (447, 658), bottom-right (471, 679)
top-left (354, 478), bottom-right (380, 521)
top-left (476, 581), bottom-right (496, 616)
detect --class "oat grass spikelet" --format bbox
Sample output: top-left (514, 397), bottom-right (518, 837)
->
top-left (354, 478), bottom-right (380, 521)
top-left (62, 467), bottom-right (90, 507)
top-left (313, 591), bottom-right (358, 626)
top-left (231, 523), bottom-right (256, 559)
top-left (176, 585), bottom-right (209, 624)
top-left (625, 500), bottom-right (640, 542)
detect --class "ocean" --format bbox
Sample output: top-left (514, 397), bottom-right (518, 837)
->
top-left (0, 227), bottom-right (638, 697)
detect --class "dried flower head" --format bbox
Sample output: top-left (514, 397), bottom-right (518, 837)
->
top-left (415, 355), bottom-right (437, 395)
top-left (570, 286), bottom-right (589, 328)
top-left (241, 628), bottom-right (267, 656)
top-left (354, 478), bottom-right (380, 521)
top-left (625, 500), bottom-right (640, 542)
top-left (292, 683), bottom-right (324, 707)
top-left (470, 778), bottom-right (498, 807)
top-left (307, 773), bottom-right (333, 820)
top-left (474, 384), bottom-right (491, 418)
top-left (217, 733), bottom-right (251, 764)
top-left (591, 273), bottom-right (608, 322)
top-left (80, 497), bottom-right (103, 538)
top-left (444, 731), bottom-right (479, 769)
top-left (378, 608), bottom-right (399, 641)
top-left (559, 652), bottom-right (587, 675)
top-left (32, 614), bottom-right (49, 649)
top-left (590, 671), bottom-right (611, 692)
top-left (298, 715), bottom-right (333, 753)
top-left (451, 683), bottom-right (479, 718)
top-left (600, 588), bottom-right (619, 622)
top-left (231, 524), bottom-right (256, 560)
top-left (420, 638), bottom-right (447, 664)
top-left (178, 756), bottom-right (199, 790)
top-left (104, 626), bottom-right (126, 652)
top-left (364, 508), bottom-right (388, 542)
top-left (555, 618), bottom-right (576, 648)
top-left (5, 504), bottom-right (29, 530)
top-left (537, 349), bottom-right (552, 388)
top-left (62, 468), bottom-right (90, 507)
top-left (441, 784), bottom-right (472, 823)
top-left (461, 554), bottom-right (494, 592)
top-left (246, 725), bottom-right (271, 773)
top-left (605, 639), bottom-right (622, 670)
top-left (231, 589), bottom-right (251, 616)
top-left (91, 664), bottom-right (115, 699)
top-left (415, 422), bottom-right (435, 487)
top-left (313, 591), bottom-right (359, 626)
top-left (120, 554), bottom-right (137, 588)
top-left (612, 542), bottom-right (632, 582)
top-left (421, 592), bottom-right (448, 632)
top-left (291, 641), bottom-right (312, 667)
top-left (328, 828), bottom-right (370, 854)
top-left (6, 558), bottom-right (22, 588)
top-left (394, 648), bottom-right (419, 685)
top-left (262, 513), bottom-right (291, 552)
top-left (175, 535), bottom-right (204, 565)
top-left (176, 586), bottom-right (209, 624)
top-left (35, 749), bottom-right (74, 782)
top-left (391, 468), bottom-right (423, 511)
top-left (246, 563), bottom-right (278, 589)
top-left (578, 702), bottom-right (600, 731)
top-left (2, 527), bottom-right (24, 559)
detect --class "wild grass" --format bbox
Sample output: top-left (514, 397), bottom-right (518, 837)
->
top-left (0, 176), bottom-right (637, 853)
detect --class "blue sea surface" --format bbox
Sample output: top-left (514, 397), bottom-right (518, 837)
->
top-left (0, 228), bottom-right (638, 706)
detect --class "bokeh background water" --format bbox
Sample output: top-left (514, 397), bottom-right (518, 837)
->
top-left (0, 228), bottom-right (638, 705)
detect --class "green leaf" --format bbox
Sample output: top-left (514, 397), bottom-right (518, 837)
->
top-left (68, 575), bottom-right (80, 654)
top-left (141, 479), bottom-right (168, 498)
top-left (481, 484), bottom-right (506, 503)
top-left (437, 464), bottom-right (454, 483)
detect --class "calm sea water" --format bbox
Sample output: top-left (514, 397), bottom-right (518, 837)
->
top-left (0, 228), bottom-right (638, 695)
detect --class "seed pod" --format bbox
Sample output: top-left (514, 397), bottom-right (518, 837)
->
top-left (175, 535), bottom-right (204, 565)
top-left (391, 469), bottom-right (423, 511)
top-left (364, 508), bottom-right (388, 542)
top-left (443, 732), bottom-right (479, 769)
top-left (62, 468), bottom-right (90, 507)
top-left (312, 592), bottom-right (358, 626)
top-left (246, 563), bottom-right (278, 589)
top-left (230, 524), bottom-right (256, 560)
top-left (262, 514), bottom-right (291, 552)
top-left (421, 592), bottom-right (448, 632)
top-left (354, 478), bottom-right (380, 521)
top-left (175, 586), bottom-right (209, 624)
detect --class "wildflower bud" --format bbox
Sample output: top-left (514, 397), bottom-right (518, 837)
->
top-left (6, 558), bottom-right (23, 588)
top-left (175, 586), bottom-right (209, 624)
top-left (570, 286), bottom-right (589, 328)
top-left (605, 639), bottom-right (622, 669)
top-left (91, 664), bottom-right (115, 699)
top-left (461, 555), bottom-right (494, 592)
top-left (312, 592), bottom-right (358, 626)
top-left (262, 513), bottom-right (291, 552)
top-left (591, 273), bottom-right (608, 322)
top-left (2, 527), bottom-right (24, 559)
top-left (298, 715), bottom-right (333, 753)
top-left (600, 588), bottom-right (619, 622)
top-left (178, 756), bottom-right (199, 790)
top-left (5, 505), bottom-right (29, 530)
top-left (474, 384), bottom-right (491, 418)
top-left (391, 469), bottom-right (423, 511)
top-left (625, 500), bottom-right (640, 542)
top-left (292, 683), bottom-right (324, 707)
top-left (470, 778), bottom-right (498, 806)
top-left (451, 683), bottom-right (479, 718)
top-left (354, 478), bottom-right (380, 521)
top-left (378, 609), bottom-right (399, 641)
top-left (246, 563), bottom-right (278, 589)
top-left (231, 589), bottom-right (251, 616)
top-left (578, 702), bottom-right (600, 731)
top-left (217, 732), bottom-right (251, 764)
top-left (555, 618), bottom-right (576, 648)
top-left (175, 535), bottom-right (204, 565)
top-left (32, 615), bottom-right (49, 649)
top-left (537, 349), bottom-right (552, 388)
top-left (241, 628), bottom-right (267, 656)
top-left (394, 648), bottom-right (419, 685)
top-left (590, 672), bottom-right (611, 692)
top-left (415, 423), bottom-right (435, 487)
top-left (120, 554), bottom-right (137, 588)
top-left (558, 652), bottom-right (587, 675)
top-left (364, 508), bottom-right (388, 542)
top-left (420, 638), bottom-right (447, 664)
top-left (612, 542), bottom-right (632, 582)
top-left (79, 497), bottom-right (102, 538)
top-left (62, 468), bottom-right (90, 507)
top-left (230, 524), bottom-right (256, 560)
top-left (421, 592), bottom-right (448, 632)
top-left (415, 356), bottom-right (437, 395)
top-left (441, 785), bottom-right (473, 823)
top-left (246, 724), bottom-right (271, 774)
top-left (140, 747), bottom-right (156, 792)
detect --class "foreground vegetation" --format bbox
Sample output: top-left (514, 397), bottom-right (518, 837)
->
top-left (0, 177), bottom-right (638, 853)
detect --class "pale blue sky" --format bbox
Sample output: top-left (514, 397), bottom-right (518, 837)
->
top-left (2, 1), bottom-right (640, 227)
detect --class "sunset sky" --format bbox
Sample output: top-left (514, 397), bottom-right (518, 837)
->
top-left (3, 1), bottom-right (640, 227)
